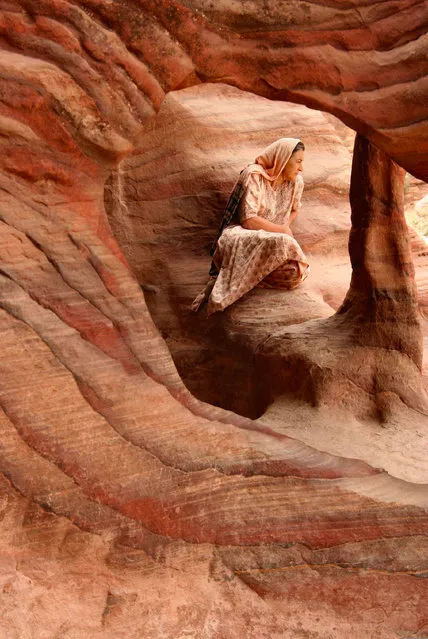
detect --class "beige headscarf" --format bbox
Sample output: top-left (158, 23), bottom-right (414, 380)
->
top-left (241, 137), bottom-right (302, 185)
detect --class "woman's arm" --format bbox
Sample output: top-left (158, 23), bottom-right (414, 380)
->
top-left (288, 209), bottom-right (298, 225)
top-left (242, 215), bottom-right (293, 236)
top-left (287, 175), bottom-right (304, 227)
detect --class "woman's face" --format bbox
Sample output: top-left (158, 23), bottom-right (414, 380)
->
top-left (282, 149), bottom-right (305, 182)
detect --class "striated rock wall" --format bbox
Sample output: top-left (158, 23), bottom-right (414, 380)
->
top-left (0, 1), bottom-right (427, 637)
top-left (0, 0), bottom-right (427, 177)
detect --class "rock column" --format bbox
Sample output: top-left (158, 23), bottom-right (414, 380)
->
top-left (338, 133), bottom-right (422, 368)
top-left (257, 133), bottom-right (427, 418)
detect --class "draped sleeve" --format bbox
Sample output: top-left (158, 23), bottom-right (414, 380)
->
top-left (238, 172), bottom-right (264, 223)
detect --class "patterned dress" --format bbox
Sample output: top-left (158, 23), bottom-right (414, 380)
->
top-left (205, 171), bottom-right (309, 314)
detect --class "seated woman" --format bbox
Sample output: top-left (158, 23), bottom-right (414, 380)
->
top-left (192, 137), bottom-right (309, 314)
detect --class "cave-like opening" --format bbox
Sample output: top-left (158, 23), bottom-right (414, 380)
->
top-left (105, 82), bottom-right (428, 421)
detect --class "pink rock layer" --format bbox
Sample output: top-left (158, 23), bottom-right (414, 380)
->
top-left (0, 1), bottom-right (426, 637)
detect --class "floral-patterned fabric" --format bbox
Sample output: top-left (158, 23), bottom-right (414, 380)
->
top-left (192, 150), bottom-right (309, 315)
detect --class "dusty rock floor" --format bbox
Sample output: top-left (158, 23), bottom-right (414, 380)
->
top-left (260, 399), bottom-right (428, 485)
top-left (256, 255), bottom-right (428, 486)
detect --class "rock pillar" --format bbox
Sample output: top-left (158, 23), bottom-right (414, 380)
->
top-left (257, 134), bottom-right (427, 418)
top-left (339, 133), bottom-right (422, 368)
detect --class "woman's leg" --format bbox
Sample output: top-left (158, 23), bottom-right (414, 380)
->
top-left (258, 260), bottom-right (309, 289)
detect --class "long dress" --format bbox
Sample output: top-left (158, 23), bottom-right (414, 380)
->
top-left (198, 171), bottom-right (309, 315)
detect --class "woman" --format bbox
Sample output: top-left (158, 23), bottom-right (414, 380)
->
top-left (192, 138), bottom-right (309, 314)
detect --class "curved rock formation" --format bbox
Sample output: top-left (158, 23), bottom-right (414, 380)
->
top-left (1, 0), bottom-right (427, 177)
top-left (0, 1), bottom-right (427, 637)
top-left (114, 83), bottom-right (354, 415)
top-left (116, 83), bottom-right (428, 421)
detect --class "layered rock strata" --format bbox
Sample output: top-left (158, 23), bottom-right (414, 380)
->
top-left (0, 0), bottom-right (427, 176)
top-left (0, 1), bottom-right (427, 637)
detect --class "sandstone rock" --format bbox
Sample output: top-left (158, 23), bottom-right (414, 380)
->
top-left (0, 0), bottom-right (426, 176)
top-left (0, 2), bottom-right (427, 637)
top-left (116, 83), bottom-right (428, 422)
top-left (114, 83), bottom-right (355, 415)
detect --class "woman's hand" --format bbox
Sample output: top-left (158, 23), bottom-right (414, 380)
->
top-left (242, 216), bottom-right (293, 236)
top-left (280, 224), bottom-right (293, 237)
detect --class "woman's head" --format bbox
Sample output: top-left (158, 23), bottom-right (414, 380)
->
top-left (282, 141), bottom-right (305, 182)
top-left (255, 138), bottom-right (305, 183)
